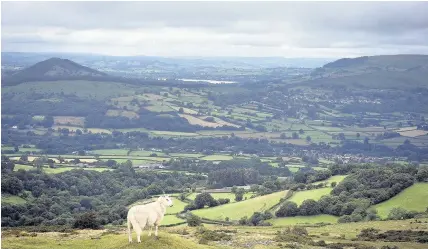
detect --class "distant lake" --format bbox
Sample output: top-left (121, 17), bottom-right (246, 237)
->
top-left (178, 78), bottom-right (237, 84)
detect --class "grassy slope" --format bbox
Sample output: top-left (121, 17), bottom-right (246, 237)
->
top-left (288, 188), bottom-right (332, 205)
top-left (1, 233), bottom-right (214, 249)
top-left (192, 191), bottom-right (287, 220)
top-left (373, 182), bottom-right (428, 218)
top-left (187, 192), bottom-right (254, 203)
top-left (268, 215), bottom-right (338, 226)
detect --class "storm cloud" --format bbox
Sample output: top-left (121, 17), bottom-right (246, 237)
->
top-left (2, 1), bottom-right (428, 57)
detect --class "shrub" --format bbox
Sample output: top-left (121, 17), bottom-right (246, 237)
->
top-left (73, 211), bottom-right (101, 229)
top-left (276, 201), bottom-right (299, 217)
top-left (187, 213), bottom-right (202, 227)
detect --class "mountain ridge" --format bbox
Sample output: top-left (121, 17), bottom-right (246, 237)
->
top-left (2, 57), bottom-right (108, 86)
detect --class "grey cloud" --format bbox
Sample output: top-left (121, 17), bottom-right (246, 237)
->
top-left (2, 1), bottom-right (428, 57)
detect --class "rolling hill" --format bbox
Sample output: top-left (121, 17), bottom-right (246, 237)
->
top-left (1, 57), bottom-right (109, 86)
top-left (305, 54), bottom-right (428, 89)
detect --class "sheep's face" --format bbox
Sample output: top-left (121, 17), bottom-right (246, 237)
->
top-left (160, 195), bottom-right (174, 207)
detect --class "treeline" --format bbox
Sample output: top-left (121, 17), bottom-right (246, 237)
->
top-left (1, 156), bottom-right (205, 227)
top-left (166, 158), bottom-right (292, 188)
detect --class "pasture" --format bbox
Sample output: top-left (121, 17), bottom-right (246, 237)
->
top-left (2, 195), bottom-right (27, 205)
top-left (268, 214), bottom-right (338, 227)
top-left (288, 187), bottom-right (333, 205)
top-left (13, 164), bottom-right (111, 174)
top-left (187, 192), bottom-right (255, 203)
top-left (192, 190), bottom-right (287, 220)
top-left (53, 116), bottom-right (85, 127)
top-left (313, 175), bottom-right (347, 185)
top-left (200, 155), bottom-right (234, 161)
top-left (373, 183), bottom-right (428, 218)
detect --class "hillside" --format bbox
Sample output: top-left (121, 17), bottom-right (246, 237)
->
top-left (1, 58), bottom-right (108, 86)
top-left (305, 54), bottom-right (428, 89)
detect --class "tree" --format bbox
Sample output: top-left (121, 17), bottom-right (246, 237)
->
top-left (299, 129), bottom-right (304, 134)
top-left (416, 167), bottom-right (428, 182)
top-left (356, 133), bottom-right (361, 138)
top-left (292, 132), bottom-right (299, 139)
top-left (76, 129), bottom-right (83, 135)
top-left (299, 199), bottom-right (320, 216)
top-left (331, 182), bottom-right (337, 188)
top-left (276, 201), bottom-right (299, 217)
top-left (20, 155), bottom-right (29, 162)
top-left (1, 176), bottom-right (23, 195)
top-left (306, 136), bottom-right (311, 142)
top-left (194, 193), bottom-right (216, 209)
top-left (178, 107), bottom-right (184, 114)
top-left (73, 211), bottom-right (101, 229)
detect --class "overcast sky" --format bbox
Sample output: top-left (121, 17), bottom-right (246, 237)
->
top-left (2, 1), bottom-right (428, 58)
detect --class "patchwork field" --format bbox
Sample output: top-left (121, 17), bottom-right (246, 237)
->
top-left (373, 183), bottom-right (428, 218)
top-left (192, 190), bottom-right (288, 220)
top-left (288, 187), bottom-right (333, 205)
top-left (53, 116), bottom-right (85, 127)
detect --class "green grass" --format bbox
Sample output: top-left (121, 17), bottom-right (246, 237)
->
top-left (200, 155), bottom-right (234, 161)
top-left (313, 175), bottom-right (347, 185)
top-left (161, 215), bottom-right (186, 226)
top-left (129, 151), bottom-right (166, 157)
top-left (289, 188), bottom-right (333, 205)
top-left (1, 232), bottom-right (211, 249)
top-left (192, 190), bottom-right (288, 220)
top-left (14, 164), bottom-right (111, 174)
top-left (92, 149), bottom-right (129, 156)
top-left (373, 183), bottom-right (428, 218)
top-left (187, 192), bottom-right (255, 203)
top-left (166, 198), bottom-right (188, 215)
top-left (169, 153), bottom-right (204, 158)
top-left (1, 195), bottom-right (27, 205)
top-left (268, 215), bottom-right (338, 227)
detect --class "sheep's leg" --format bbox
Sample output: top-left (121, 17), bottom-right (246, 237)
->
top-left (136, 226), bottom-right (143, 243)
top-left (154, 225), bottom-right (159, 239)
top-left (148, 226), bottom-right (152, 236)
top-left (127, 218), bottom-right (132, 243)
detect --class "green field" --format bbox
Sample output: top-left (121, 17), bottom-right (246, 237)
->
top-left (200, 155), bottom-right (234, 161)
top-left (161, 215), bottom-right (186, 226)
top-left (373, 183), bottom-right (428, 218)
top-left (14, 164), bottom-right (111, 174)
top-left (268, 215), bottom-right (338, 226)
top-left (288, 187), bottom-right (333, 205)
top-left (92, 149), bottom-right (129, 155)
top-left (1, 195), bottom-right (27, 205)
top-left (166, 198), bottom-right (188, 215)
top-left (187, 192), bottom-right (255, 203)
top-left (313, 175), bottom-right (347, 185)
top-left (192, 190), bottom-right (287, 221)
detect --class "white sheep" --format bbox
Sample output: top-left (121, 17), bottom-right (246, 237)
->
top-left (127, 195), bottom-right (174, 243)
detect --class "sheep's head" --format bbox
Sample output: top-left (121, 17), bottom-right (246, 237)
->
top-left (158, 195), bottom-right (174, 207)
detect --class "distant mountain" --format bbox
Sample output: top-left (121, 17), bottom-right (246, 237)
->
top-left (2, 58), bottom-right (109, 86)
top-left (303, 54), bottom-right (428, 89)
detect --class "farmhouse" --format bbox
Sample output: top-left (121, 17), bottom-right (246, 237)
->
top-left (137, 163), bottom-right (165, 169)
